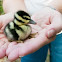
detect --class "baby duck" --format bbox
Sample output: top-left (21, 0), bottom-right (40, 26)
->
top-left (4, 10), bottom-right (36, 42)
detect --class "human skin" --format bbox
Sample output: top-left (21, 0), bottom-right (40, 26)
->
top-left (48, 0), bottom-right (62, 13)
top-left (0, 0), bottom-right (62, 61)
top-left (0, 0), bottom-right (26, 58)
top-left (6, 7), bottom-right (62, 61)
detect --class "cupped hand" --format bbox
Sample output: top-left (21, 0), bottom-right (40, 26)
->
top-left (6, 24), bottom-right (55, 61)
top-left (6, 7), bottom-right (62, 61)
top-left (31, 7), bottom-right (62, 38)
top-left (0, 33), bottom-right (9, 58)
top-left (0, 12), bottom-right (14, 58)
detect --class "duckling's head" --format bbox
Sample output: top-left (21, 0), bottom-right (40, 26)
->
top-left (14, 11), bottom-right (36, 25)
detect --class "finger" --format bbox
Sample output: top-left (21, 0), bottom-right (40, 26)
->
top-left (51, 13), bottom-right (62, 33)
top-left (6, 43), bottom-right (23, 61)
top-left (0, 37), bottom-right (8, 43)
top-left (6, 42), bottom-right (17, 56)
top-left (0, 41), bottom-right (5, 47)
top-left (7, 28), bottom-right (56, 61)
top-left (1, 25), bottom-right (7, 31)
top-left (8, 48), bottom-right (19, 61)
top-left (0, 36), bottom-right (8, 47)
top-left (46, 13), bottom-right (62, 38)
top-left (46, 28), bottom-right (56, 38)
top-left (0, 42), bottom-right (9, 58)
top-left (0, 34), bottom-right (5, 39)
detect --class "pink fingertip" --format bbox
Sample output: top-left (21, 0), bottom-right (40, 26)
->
top-left (6, 42), bottom-right (17, 56)
top-left (46, 28), bottom-right (56, 38)
top-left (8, 48), bottom-right (19, 61)
top-left (0, 48), bottom-right (6, 58)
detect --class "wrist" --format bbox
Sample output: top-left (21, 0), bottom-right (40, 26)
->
top-left (47, 0), bottom-right (62, 13)
top-left (3, 0), bottom-right (27, 13)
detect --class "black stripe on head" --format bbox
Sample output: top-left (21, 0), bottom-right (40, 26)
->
top-left (14, 16), bottom-right (25, 23)
top-left (22, 16), bottom-right (30, 20)
top-left (17, 11), bottom-right (30, 17)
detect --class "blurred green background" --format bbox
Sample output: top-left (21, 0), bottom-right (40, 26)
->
top-left (0, 0), bottom-right (4, 15)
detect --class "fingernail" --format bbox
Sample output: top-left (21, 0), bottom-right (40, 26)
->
top-left (47, 29), bottom-right (56, 38)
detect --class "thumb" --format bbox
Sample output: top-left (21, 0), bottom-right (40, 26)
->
top-left (46, 13), bottom-right (62, 38)
top-left (46, 21), bottom-right (62, 39)
top-left (46, 28), bottom-right (56, 38)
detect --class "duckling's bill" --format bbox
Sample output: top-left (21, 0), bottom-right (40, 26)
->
top-left (29, 19), bottom-right (36, 24)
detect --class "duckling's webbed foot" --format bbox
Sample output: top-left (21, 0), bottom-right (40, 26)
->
top-left (28, 32), bottom-right (38, 39)
top-left (16, 40), bottom-right (24, 43)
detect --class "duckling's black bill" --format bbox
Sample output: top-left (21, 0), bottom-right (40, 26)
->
top-left (29, 19), bottom-right (36, 24)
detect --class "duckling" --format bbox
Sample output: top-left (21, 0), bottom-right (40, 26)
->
top-left (4, 10), bottom-right (36, 43)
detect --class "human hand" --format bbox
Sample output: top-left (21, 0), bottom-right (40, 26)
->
top-left (31, 7), bottom-right (62, 38)
top-left (6, 7), bottom-right (62, 61)
top-left (0, 12), bottom-right (14, 58)
top-left (6, 24), bottom-right (55, 61)
top-left (0, 33), bottom-right (9, 58)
